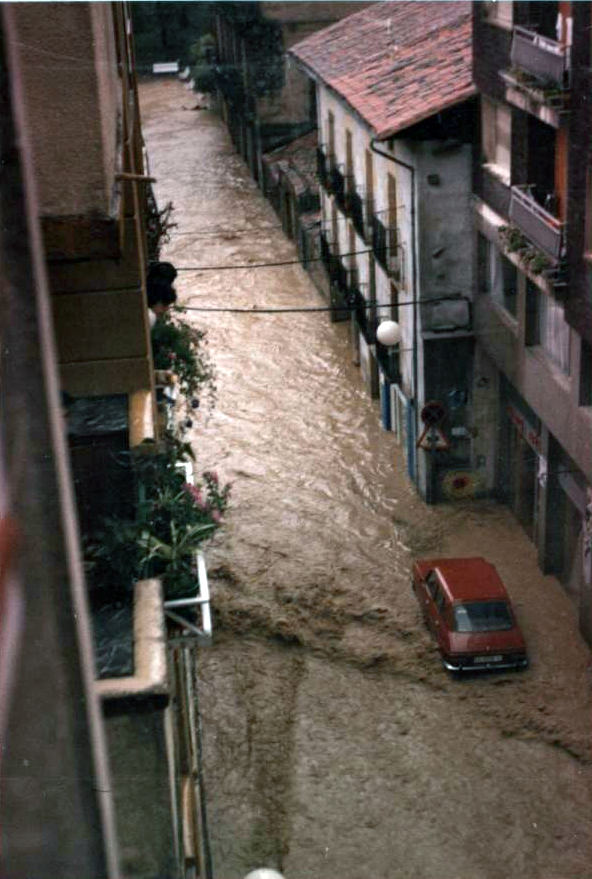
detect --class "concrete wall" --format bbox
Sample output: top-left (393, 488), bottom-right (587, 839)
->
top-left (416, 141), bottom-right (474, 309)
top-left (105, 707), bottom-right (178, 879)
top-left (13, 2), bottom-right (120, 217)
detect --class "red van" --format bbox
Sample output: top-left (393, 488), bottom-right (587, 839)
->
top-left (412, 557), bottom-right (528, 673)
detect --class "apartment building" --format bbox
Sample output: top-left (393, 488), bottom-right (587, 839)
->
top-left (472, 1), bottom-right (592, 640)
top-left (1, 5), bottom-right (209, 876)
top-left (290, 2), bottom-right (478, 501)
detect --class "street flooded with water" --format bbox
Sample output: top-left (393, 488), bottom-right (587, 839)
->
top-left (140, 79), bottom-right (592, 879)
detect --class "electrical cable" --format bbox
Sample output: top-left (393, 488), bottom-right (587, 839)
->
top-left (177, 292), bottom-right (466, 314)
top-left (175, 247), bottom-right (373, 272)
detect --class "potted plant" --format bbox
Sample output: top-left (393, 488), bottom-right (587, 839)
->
top-left (85, 433), bottom-right (231, 600)
top-left (151, 310), bottom-right (217, 422)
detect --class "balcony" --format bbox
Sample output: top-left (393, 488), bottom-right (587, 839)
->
top-left (509, 185), bottom-right (563, 261)
top-left (511, 26), bottom-right (568, 86)
top-left (372, 216), bottom-right (388, 270)
top-left (319, 230), bottom-right (332, 268)
top-left (349, 190), bottom-right (365, 239)
top-left (316, 147), bottom-right (330, 191)
top-left (347, 277), bottom-right (373, 342)
top-left (372, 215), bottom-right (403, 282)
top-left (214, 64), bottom-right (245, 106)
top-left (331, 254), bottom-right (348, 294)
top-left (330, 166), bottom-right (346, 210)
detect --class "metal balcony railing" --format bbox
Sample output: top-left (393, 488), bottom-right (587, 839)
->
top-left (319, 230), bottom-right (332, 268)
top-left (350, 190), bottom-right (365, 238)
top-left (509, 185), bottom-right (564, 261)
top-left (511, 26), bottom-right (568, 85)
top-left (316, 147), bottom-right (330, 191)
top-left (332, 255), bottom-right (348, 293)
top-left (372, 216), bottom-right (388, 269)
top-left (330, 166), bottom-right (346, 209)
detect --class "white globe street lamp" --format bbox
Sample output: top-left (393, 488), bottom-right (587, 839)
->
top-left (376, 320), bottom-right (401, 347)
top-left (244, 871), bottom-right (285, 879)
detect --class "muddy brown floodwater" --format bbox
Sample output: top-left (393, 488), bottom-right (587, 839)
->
top-left (140, 80), bottom-right (592, 879)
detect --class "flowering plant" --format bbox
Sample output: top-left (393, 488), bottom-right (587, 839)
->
top-left (85, 434), bottom-right (231, 599)
top-left (151, 310), bottom-right (217, 416)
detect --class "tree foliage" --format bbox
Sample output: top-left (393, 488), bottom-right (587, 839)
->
top-left (132, 2), bottom-right (213, 70)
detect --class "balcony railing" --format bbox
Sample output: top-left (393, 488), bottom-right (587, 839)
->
top-left (350, 191), bottom-right (365, 238)
top-left (330, 166), bottom-right (346, 210)
top-left (349, 283), bottom-right (371, 340)
top-left (332, 255), bottom-right (348, 293)
top-left (316, 147), bottom-right (330, 191)
top-left (509, 185), bottom-right (563, 261)
top-left (372, 216), bottom-right (388, 270)
top-left (511, 26), bottom-right (568, 85)
top-left (372, 216), bottom-right (403, 282)
top-left (319, 230), bottom-right (332, 268)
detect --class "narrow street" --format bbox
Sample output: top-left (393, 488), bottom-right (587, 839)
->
top-left (140, 79), bottom-right (592, 879)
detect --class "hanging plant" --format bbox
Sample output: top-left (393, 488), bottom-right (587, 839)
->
top-left (151, 310), bottom-right (217, 417)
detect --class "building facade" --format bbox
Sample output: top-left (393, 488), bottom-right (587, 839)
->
top-left (290, 1), bottom-right (478, 501)
top-left (1, 4), bottom-right (210, 876)
top-left (213, 1), bottom-right (371, 182)
top-left (472, 0), bottom-right (592, 640)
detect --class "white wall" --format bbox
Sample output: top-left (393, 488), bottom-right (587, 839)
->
top-left (317, 88), bottom-right (416, 399)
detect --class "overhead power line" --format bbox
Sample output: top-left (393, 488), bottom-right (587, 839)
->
top-left (179, 293), bottom-right (465, 315)
top-left (176, 247), bottom-right (373, 272)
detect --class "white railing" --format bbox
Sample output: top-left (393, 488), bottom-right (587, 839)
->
top-left (511, 25), bottom-right (568, 84)
top-left (509, 185), bottom-right (564, 260)
top-left (165, 461), bottom-right (213, 640)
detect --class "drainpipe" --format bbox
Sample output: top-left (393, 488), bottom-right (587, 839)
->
top-left (370, 136), bottom-right (419, 488)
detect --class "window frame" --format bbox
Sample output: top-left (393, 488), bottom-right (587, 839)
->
top-left (482, 1), bottom-right (513, 30)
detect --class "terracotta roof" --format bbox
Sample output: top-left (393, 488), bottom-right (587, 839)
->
top-left (289, 1), bottom-right (475, 140)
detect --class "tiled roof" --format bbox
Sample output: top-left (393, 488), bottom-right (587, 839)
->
top-left (289, 1), bottom-right (475, 140)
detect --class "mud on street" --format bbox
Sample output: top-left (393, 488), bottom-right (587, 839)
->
top-left (140, 80), bottom-right (592, 879)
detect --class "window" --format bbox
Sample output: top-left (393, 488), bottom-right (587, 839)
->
top-left (479, 235), bottom-right (518, 318)
top-left (387, 173), bottom-right (398, 263)
top-left (426, 571), bottom-right (439, 600)
top-left (482, 1), bottom-right (513, 29)
top-left (526, 279), bottom-right (571, 373)
top-left (453, 601), bottom-right (513, 633)
top-left (434, 586), bottom-right (446, 614)
top-left (481, 97), bottom-right (512, 186)
top-left (365, 149), bottom-right (374, 220)
top-left (585, 167), bottom-right (592, 258)
top-left (328, 110), bottom-right (335, 166)
top-left (580, 338), bottom-right (592, 406)
top-left (539, 293), bottom-right (570, 373)
top-left (390, 280), bottom-right (399, 323)
top-left (345, 129), bottom-right (353, 193)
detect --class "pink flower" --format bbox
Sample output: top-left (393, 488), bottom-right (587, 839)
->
top-left (183, 483), bottom-right (204, 507)
top-left (203, 470), bottom-right (219, 485)
top-left (211, 510), bottom-right (221, 524)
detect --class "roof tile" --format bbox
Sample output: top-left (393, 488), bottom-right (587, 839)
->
top-left (289, 1), bottom-right (475, 140)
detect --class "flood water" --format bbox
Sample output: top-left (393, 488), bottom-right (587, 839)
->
top-left (140, 80), bottom-right (592, 879)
